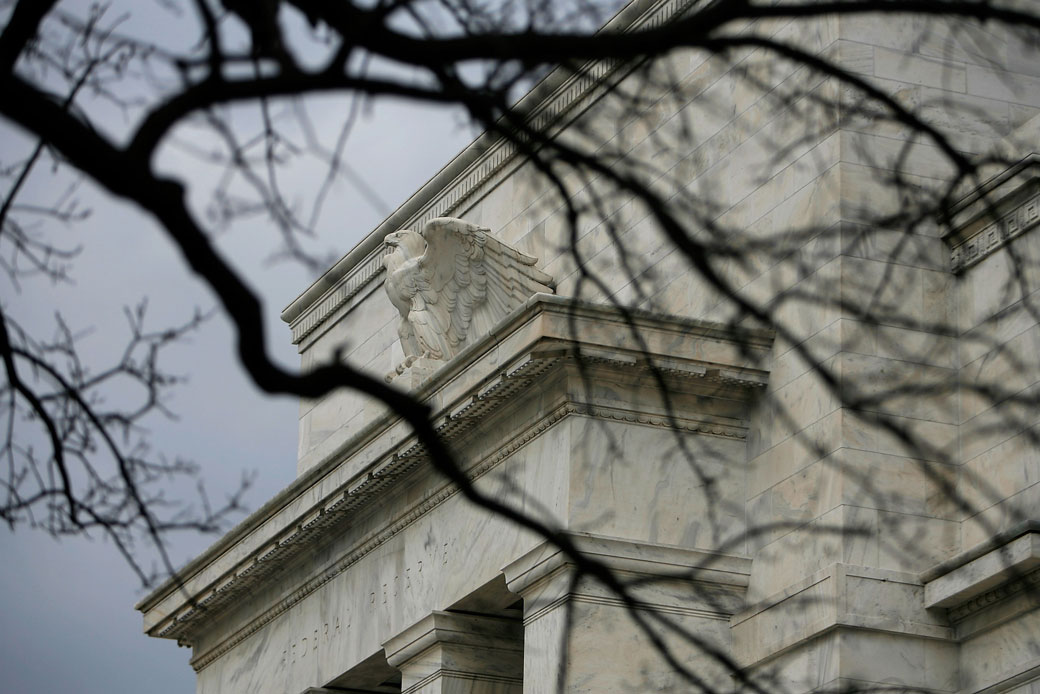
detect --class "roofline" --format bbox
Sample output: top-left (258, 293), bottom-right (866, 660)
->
top-left (280, 0), bottom-right (675, 325)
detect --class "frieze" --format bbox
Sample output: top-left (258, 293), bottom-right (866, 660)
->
top-left (188, 399), bottom-right (572, 670)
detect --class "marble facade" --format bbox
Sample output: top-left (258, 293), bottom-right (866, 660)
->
top-left (139, 1), bottom-right (1040, 692)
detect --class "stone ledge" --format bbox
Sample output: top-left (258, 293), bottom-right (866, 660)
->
top-left (925, 531), bottom-right (1040, 610)
top-left (731, 563), bottom-right (953, 669)
top-left (502, 532), bottom-right (751, 630)
top-left (958, 655), bottom-right (1040, 694)
top-left (502, 532), bottom-right (752, 596)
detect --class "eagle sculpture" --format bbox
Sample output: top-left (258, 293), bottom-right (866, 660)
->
top-left (383, 217), bottom-right (556, 382)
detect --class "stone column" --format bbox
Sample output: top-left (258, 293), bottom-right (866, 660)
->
top-left (502, 533), bottom-right (750, 694)
top-left (383, 611), bottom-right (523, 694)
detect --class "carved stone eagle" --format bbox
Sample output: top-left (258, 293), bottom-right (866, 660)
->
top-left (383, 217), bottom-right (555, 382)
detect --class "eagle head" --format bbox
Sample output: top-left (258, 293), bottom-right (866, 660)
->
top-left (384, 229), bottom-right (426, 260)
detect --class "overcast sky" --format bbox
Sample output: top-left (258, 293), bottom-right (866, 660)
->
top-left (0, 8), bottom-right (479, 686)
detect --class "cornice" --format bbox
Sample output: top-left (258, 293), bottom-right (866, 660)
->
top-left (924, 529), bottom-right (1040, 610)
top-left (945, 155), bottom-right (1040, 273)
top-left (522, 591), bottom-right (732, 627)
top-left (502, 532), bottom-right (751, 627)
top-left (921, 520), bottom-right (1040, 583)
top-left (280, 0), bottom-right (702, 345)
top-left (503, 532), bottom-right (753, 597)
top-left (947, 565), bottom-right (1040, 622)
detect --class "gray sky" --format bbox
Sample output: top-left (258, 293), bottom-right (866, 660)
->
top-left (0, 33), bottom-right (477, 693)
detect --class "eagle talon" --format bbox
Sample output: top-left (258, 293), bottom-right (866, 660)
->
top-left (385, 356), bottom-right (419, 383)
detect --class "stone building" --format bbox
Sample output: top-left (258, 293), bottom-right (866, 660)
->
top-left (138, 1), bottom-right (1040, 692)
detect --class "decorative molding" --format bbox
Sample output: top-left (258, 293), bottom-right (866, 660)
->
top-left (574, 403), bottom-right (749, 439)
top-left (287, 0), bottom-right (701, 345)
top-left (383, 610), bottom-right (523, 692)
top-left (948, 565), bottom-right (1040, 622)
top-left (921, 520), bottom-right (1040, 583)
top-left (143, 298), bottom-right (770, 618)
top-left (948, 178), bottom-right (1040, 273)
top-left (290, 247), bottom-right (387, 345)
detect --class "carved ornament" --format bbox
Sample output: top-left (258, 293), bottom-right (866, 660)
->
top-left (382, 217), bottom-right (555, 383)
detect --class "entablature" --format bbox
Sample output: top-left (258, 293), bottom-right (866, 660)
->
top-left (138, 295), bottom-right (772, 654)
top-left (946, 154), bottom-right (1040, 273)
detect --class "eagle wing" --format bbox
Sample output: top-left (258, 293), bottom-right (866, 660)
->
top-left (409, 217), bottom-right (555, 361)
